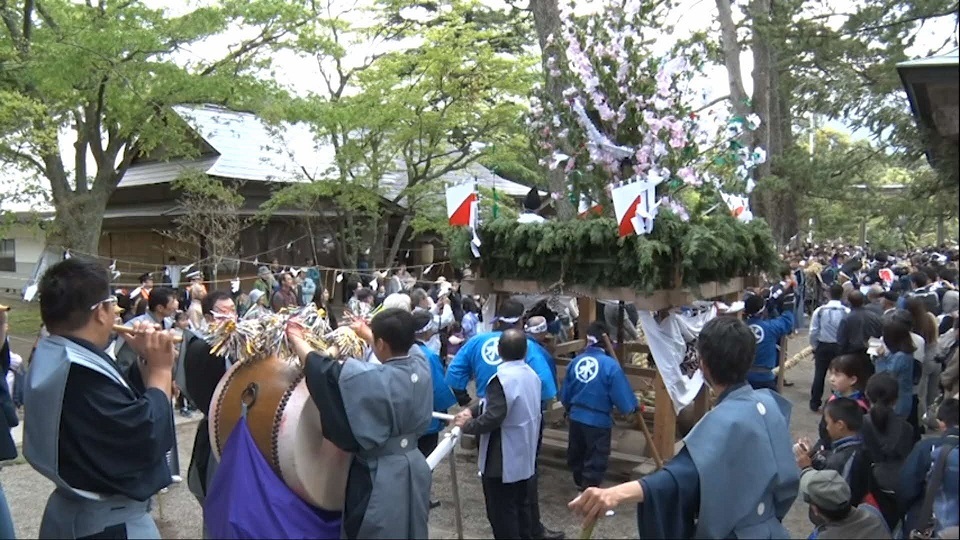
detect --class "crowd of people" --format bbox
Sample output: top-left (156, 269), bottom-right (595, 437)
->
top-left (737, 243), bottom-right (960, 539)
top-left (0, 239), bottom-right (958, 539)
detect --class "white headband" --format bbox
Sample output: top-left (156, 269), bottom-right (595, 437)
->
top-left (525, 320), bottom-right (548, 334)
top-left (497, 316), bottom-right (522, 325)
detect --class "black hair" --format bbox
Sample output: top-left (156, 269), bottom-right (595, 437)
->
top-left (940, 268), bottom-right (958, 285)
top-left (824, 397), bottom-right (864, 432)
top-left (139, 272), bottom-right (153, 284)
top-left (829, 283), bottom-right (844, 300)
top-left (910, 271), bottom-right (929, 288)
top-left (411, 309), bottom-right (434, 335)
top-left (882, 291), bottom-right (900, 303)
top-left (847, 291), bottom-right (865, 308)
top-left (498, 328), bottom-right (528, 361)
top-left (882, 317), bottom-right (916, 355)
top-left (866, 372), bottom-right (899, 432)
top-left (174, 310), bottom-right (189, 322)
top-left (355, 287), bottom-right (374, 303)
top-left (369, 308), bottom-right (415, 355)
top-left (744, 294), bottom-right (765, 316)
top-left (461, 296), bottom-right (479, 314)
top-left (202, 290), bottom-right (232, 315)
top-left (829, 354), bottom-right (871, 391)
top-left (147, 287), bottom-right (177, 312)
top-left (938, 398), bottom-right (959, 427)
top-left (922, 266), bottom-right (939, 282)
top-left (39, 258), bottom-right (111, 333)
top-left (494, 299), bottom-right (526, 330)
top-left (586, 320), bottom-right (607, 342)
top-left (696, 317), bottom-right (756, 386)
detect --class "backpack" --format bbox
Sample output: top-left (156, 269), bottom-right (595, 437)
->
top-left (910, 436), bottom-right (960, 539)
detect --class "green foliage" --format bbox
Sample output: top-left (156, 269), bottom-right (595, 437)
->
top-left (452, 212), bottom-right (777, 292)
top-left (0, 0), bottom-right (308, 251)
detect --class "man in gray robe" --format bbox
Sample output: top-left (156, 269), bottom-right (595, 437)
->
top-left (569, 316), bottom-right (799, 538)
top-left (23, 258), bottom-right (178, 539)
top-left (288, 307), bottom-right (433, 539)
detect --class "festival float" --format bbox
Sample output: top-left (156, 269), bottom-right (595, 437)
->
top-left (447, 0), bottom-right (784, 470)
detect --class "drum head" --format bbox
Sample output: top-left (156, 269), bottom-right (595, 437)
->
top-left (208, 355), bottom-right (302, 468)
top-left (276, 381), bottom-right (351, 511)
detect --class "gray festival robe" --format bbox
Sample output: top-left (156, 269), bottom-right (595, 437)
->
top-left (304, 350), bottom-right (434, 539)
top-left (638, 383), bottom-right (799, 538)
top-left (24, 336), bottom-right (170, 539)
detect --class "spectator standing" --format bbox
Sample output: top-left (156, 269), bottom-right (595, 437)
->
top-left (799, 469), bottom-right (891, 539)
top-left (810, 284), bottom-right (850, 411)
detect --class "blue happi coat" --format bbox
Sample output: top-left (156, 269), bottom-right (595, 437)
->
top-left (746, 311), bottom-right (794, 384)
top-left (416, 343), bottom-right (457, 435)
top-left (445, 331), bottom-right (557, 403)
top-left (559, 347), bottom-right (637, 429)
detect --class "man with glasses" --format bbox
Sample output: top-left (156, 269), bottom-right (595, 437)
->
top-left (115, 287), bottom-right (179, 374)
top-left (23, 258), bottom-right (178, 539)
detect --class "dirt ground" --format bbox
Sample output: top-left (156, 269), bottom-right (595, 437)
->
top-left (2, 297), bottom-right (821, 539)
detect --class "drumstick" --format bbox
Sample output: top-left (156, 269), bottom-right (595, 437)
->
top-left (112, 324), bottom-right (183, 343)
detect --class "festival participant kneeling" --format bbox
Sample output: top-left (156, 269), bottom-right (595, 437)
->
top-left (569, 316), bottom-right (800, 538)
top-left (24, 258), bottom-right (177, 539)
top-left (287, 308), bottom-right (433, 539)
top-left (454, 329), bottom-right (542, 539)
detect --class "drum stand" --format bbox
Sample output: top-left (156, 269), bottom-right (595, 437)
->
top-left (429, 413), bottom-right (465, 540)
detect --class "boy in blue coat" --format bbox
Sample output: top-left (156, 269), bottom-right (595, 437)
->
top-left (560, 321), bottom-right (637, 491)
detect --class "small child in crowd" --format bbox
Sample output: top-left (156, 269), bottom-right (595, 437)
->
top-left (861, 372), bottom-right (914, 529)
top-left (797, 398), bottom-right (870, 510)
top-left (814, 354), bottom-right (872, 451)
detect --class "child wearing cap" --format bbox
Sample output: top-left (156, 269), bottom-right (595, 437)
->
top-left (799, 468), bottom-right (891, 539)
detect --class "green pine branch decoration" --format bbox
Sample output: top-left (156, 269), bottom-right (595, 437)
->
top-left (451, 211), bottom-right (778, 292)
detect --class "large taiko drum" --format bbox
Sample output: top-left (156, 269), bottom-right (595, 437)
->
top-left (208, 354), bottom-right (352, 511)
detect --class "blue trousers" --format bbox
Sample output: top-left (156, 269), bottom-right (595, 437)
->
top-left (0, 479), bottom-right (15, 539)
top-left (567, 420), bottom-right (612, 489)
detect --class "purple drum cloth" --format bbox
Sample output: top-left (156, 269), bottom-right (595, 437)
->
top-left (203, 418), bottom-right (342, 539)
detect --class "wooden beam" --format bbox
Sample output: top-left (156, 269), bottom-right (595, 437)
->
top-left (462, 276), bottom-right (748, 312)
top-left (552, 339), bottom-right (587, 357)
top-left (652, 372), bottom-right (677, 461)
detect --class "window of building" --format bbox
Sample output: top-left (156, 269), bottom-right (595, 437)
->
top-left (0, 239), bottom-right (15, 272)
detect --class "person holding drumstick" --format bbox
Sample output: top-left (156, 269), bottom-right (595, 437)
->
top-left (287, 308), bottom-right (434, 540)
top-left (23, 258), bottom-right (178, 539)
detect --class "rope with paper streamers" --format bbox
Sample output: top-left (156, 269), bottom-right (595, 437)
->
top-left (37, 246), bottom-right (454, 285)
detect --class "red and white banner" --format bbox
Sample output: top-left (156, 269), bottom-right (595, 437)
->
top-left (611, 178), bottom-right (661, 237)
top-left (446, 182), bottom-right (478, 227)
top-left (719, 191), bottom-right (753, 222)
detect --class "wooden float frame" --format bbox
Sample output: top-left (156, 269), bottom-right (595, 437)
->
top-left (460, 275), bottom-right (753, 468)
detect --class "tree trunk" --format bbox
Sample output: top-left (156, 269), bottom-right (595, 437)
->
top-left (750, 0), bottom-right (772, 181)
top-left (715, 0), bottom-right (751, 121)
top-left (530, 0), bottom-right (576, 220)
top-left (385, 215), bottom-right (412, 269)
top-left (47, 191), bottom-right (108, 254)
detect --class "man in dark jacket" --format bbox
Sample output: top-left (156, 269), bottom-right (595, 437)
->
top-left (837, 291), bottom-right (883, 355)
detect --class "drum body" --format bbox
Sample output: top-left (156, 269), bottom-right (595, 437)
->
top-left (208, 355), bottom-right (352, 511)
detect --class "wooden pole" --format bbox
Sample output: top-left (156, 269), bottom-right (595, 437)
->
top-left (652, 372), bottom-right (677, 461)
top-left (616, 301), bottom-right (626, 366)
top-left (601, 334), bottom-right (663, 468)
top-left (577, 297), bottom-right (595, 340)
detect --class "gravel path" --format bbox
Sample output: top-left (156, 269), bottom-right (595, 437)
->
top-left (2, 333), bottom-right (821, 539)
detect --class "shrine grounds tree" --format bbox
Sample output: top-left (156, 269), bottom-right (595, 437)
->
top-left (0, 0), bottom-right (311, 253)
top-left (261, 0), bottom-right (533, 268)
